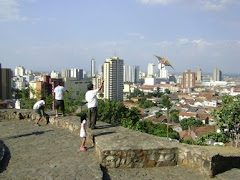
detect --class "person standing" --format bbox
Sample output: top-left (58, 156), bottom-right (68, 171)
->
top-left (33, 97), bottom-right (46, 126)
top-left (85, 80), bottom-right (104, 129)
top-left (79, 113), bottom-right (87, 152)
top-left (54, 82), bottom-right (68, 117)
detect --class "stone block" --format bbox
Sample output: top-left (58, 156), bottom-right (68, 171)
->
top-left (146, 160), bottom-right (156, 167)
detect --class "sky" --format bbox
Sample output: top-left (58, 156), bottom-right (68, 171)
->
top-left (0, 0), bottom-right (240, 75)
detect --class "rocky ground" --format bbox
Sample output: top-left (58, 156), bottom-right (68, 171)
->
top-left (0, 119), bottom-right (239, 180)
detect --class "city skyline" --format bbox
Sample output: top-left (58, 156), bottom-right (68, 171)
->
top-left (0, 0), bottom-right (240, 74)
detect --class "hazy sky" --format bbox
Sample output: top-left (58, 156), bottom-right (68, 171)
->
top-left (0, 0), bottom-right (239, 74)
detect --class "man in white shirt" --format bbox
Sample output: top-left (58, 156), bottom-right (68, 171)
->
top-left (54, 82), bottom-right (68, 117)
top-left (85, 80), bottom-right (104, 129)
top-left (33, 97), bottom-right (46, 126)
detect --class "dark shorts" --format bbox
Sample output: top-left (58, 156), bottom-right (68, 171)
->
top-left (55, 100), bottom-right (65, 111)
top-left (34, 106), bottom-right (44, 117)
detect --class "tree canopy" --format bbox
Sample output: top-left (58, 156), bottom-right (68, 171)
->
top-left (211, 95), bottom-right (240, 147)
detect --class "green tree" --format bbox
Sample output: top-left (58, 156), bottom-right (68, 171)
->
top-left (21, 88), bottom-right (36, 109)
top-left (170, 109), bottom-right (179, 123)
top-left (129, 89), bottom-right (144, 98)
top-left (138, 97), bottom-right (156, 109)
top-left (64, 89), bottom-right (85, 113)
top-left (45, 93), bottom-right (53, 110)
top-left (155, 112), bottom-right (162, 118)
top-left (164, 89), bottom-right (170, 94)
top-left (98, 99), bottom-right (130, 125)
top-left (212, 95), bottom-right (240, 147)
top-left (161, 95), bottom-right (172, 138)
top-left (180, 117), bottom-right (203, 130)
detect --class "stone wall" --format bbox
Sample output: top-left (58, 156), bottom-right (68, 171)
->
top-left (177, 145), bottom-right (214, 177)
top-left (96, 147), bottom-right (178, 168)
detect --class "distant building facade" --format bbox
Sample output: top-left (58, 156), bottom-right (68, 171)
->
top-left (123, 65), bottom-right (139, 83)
top-left (196, 69), bottom-right (202, 82)
top-left (104, 56), bottom-right (124, 101)
top-left (91, 59), bottom-right (96, 77)
top-left (1, 68), bottom-right (12, 100)
top-left (15, 66), bottom-right (25, 76)
top-left (182, 70), bottom-right (196, 89)
top-left (213, 68), bottom-right (222, 81)
top-left (147, 63), bottom-right (155, 77)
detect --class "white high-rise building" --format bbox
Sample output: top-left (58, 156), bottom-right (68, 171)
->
top-left (91, 59), bottom-right (96, 77)
top-left (15, 66), bottom-right (25, 76)
top-left (61, 69), bottom-right (71, 78)
top-left (147, 63), bottom-right (155, 77)
top-left (213, 68), bottom-right (222, 81)
top-left (50, 71), bottom-right (60, 78)
top-left (104, 56), bottom-right (124, 101)
top-left (159, 65), bottom-right (168, 78)
top-left (124, 65), bottom-right (139, 83)
top-left (98, 64), bottom-right (104, 75)
top-left (71, 68), bottom-right (83, 80)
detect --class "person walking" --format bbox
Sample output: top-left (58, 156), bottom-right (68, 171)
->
top-left (85, 80), bottom-right (104, 129)
top-left (33, 97), bottom-right (46, 126)
top-left (54, 82), bottom-right (68, 117)
top-left (79, 113), bottom-right (87, 152)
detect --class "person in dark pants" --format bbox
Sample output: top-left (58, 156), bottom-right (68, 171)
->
top-left (54, 82), bottom-right (68, 117)
top-left (33, 97), bottom-right (47, 126)
top-left (85, 80), bottom-right (104, 129)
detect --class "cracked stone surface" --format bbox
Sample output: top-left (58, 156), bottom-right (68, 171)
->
top-left (0, 119), bottom-right (102, 180)
top-left (0, 119), bottom-right (239, 180)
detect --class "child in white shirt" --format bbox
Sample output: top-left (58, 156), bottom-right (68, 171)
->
top-left (80, 113), bottom-right (87, 151)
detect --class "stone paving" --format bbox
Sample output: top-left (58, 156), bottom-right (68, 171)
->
top-left (0, 119), bottom-right (102, 180)
top-left (0, 118), bottom-right (240, 180)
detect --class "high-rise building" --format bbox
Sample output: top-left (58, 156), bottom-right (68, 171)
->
top-left (1, 68), bottom-right (12, 100)
top-left (182, 70), bottom-right (196, 89)
top-left (50, 71), bottom-right (60, 78)
top-left (91, 59), bottom-right (96, 77)
top-left (213, 68), bottom-right (222, 81)
top-left (70, 68), bottom-right (83, 80)
top-left (103, 56), bottom-right (124, 101)
top-left (15, 66), bottom-right (25, 76)
top-left (123, 65), bottom-right (139, 83)
top-left (98, 64), bottom-right (104, 75)
top-left (61, 69), bottom-right (71, 78)
top-left (147, 63), bottom-right (155, 77)
top-left (134, 66), bottom-right (140, 83)
top-left (159, 66), bottom-right (168, 78)
top-left (196, 69), bottom-right (202, 82)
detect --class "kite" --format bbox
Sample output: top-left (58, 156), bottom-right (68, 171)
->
top-left (155, 55), bottom-right (174, 69)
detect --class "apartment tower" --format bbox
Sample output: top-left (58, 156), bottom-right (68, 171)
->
top-left (196, 68), bottom-right (202, 82)
top-left (103, 56), bottom-right (124, 101)
top-left (213, 68), bottom-right (222, 81)
top-left (1, 68), bottom-right (12, 100)
top-left (147, 63), bottom-right (155, 77)
top-left (91, 59), bottom-right (96, 77)
top-left (182, 70), bottom-right (196, 89)
top-left (123, 65), bottom-right (139, 83)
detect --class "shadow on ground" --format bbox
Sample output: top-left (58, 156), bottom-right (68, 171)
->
top-left (3, 130), bottom-right (54, 140)
top-left (0, 141), bottom-right (11, 173)
top-left (101, 164), bottom-right (111, 180)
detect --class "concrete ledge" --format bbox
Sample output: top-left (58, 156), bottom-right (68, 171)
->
top-left (91, 124), bottom-right (178, 168)
top-left (1, 109), bottom-right (240, 177)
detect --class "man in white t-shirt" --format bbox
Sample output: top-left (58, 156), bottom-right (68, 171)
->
top-left (33, 97), bottom-right (46, 126)
top-left (85, 80), bottom-right (104, 129)
top-left (54, 82), bottom-right (68, 117)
